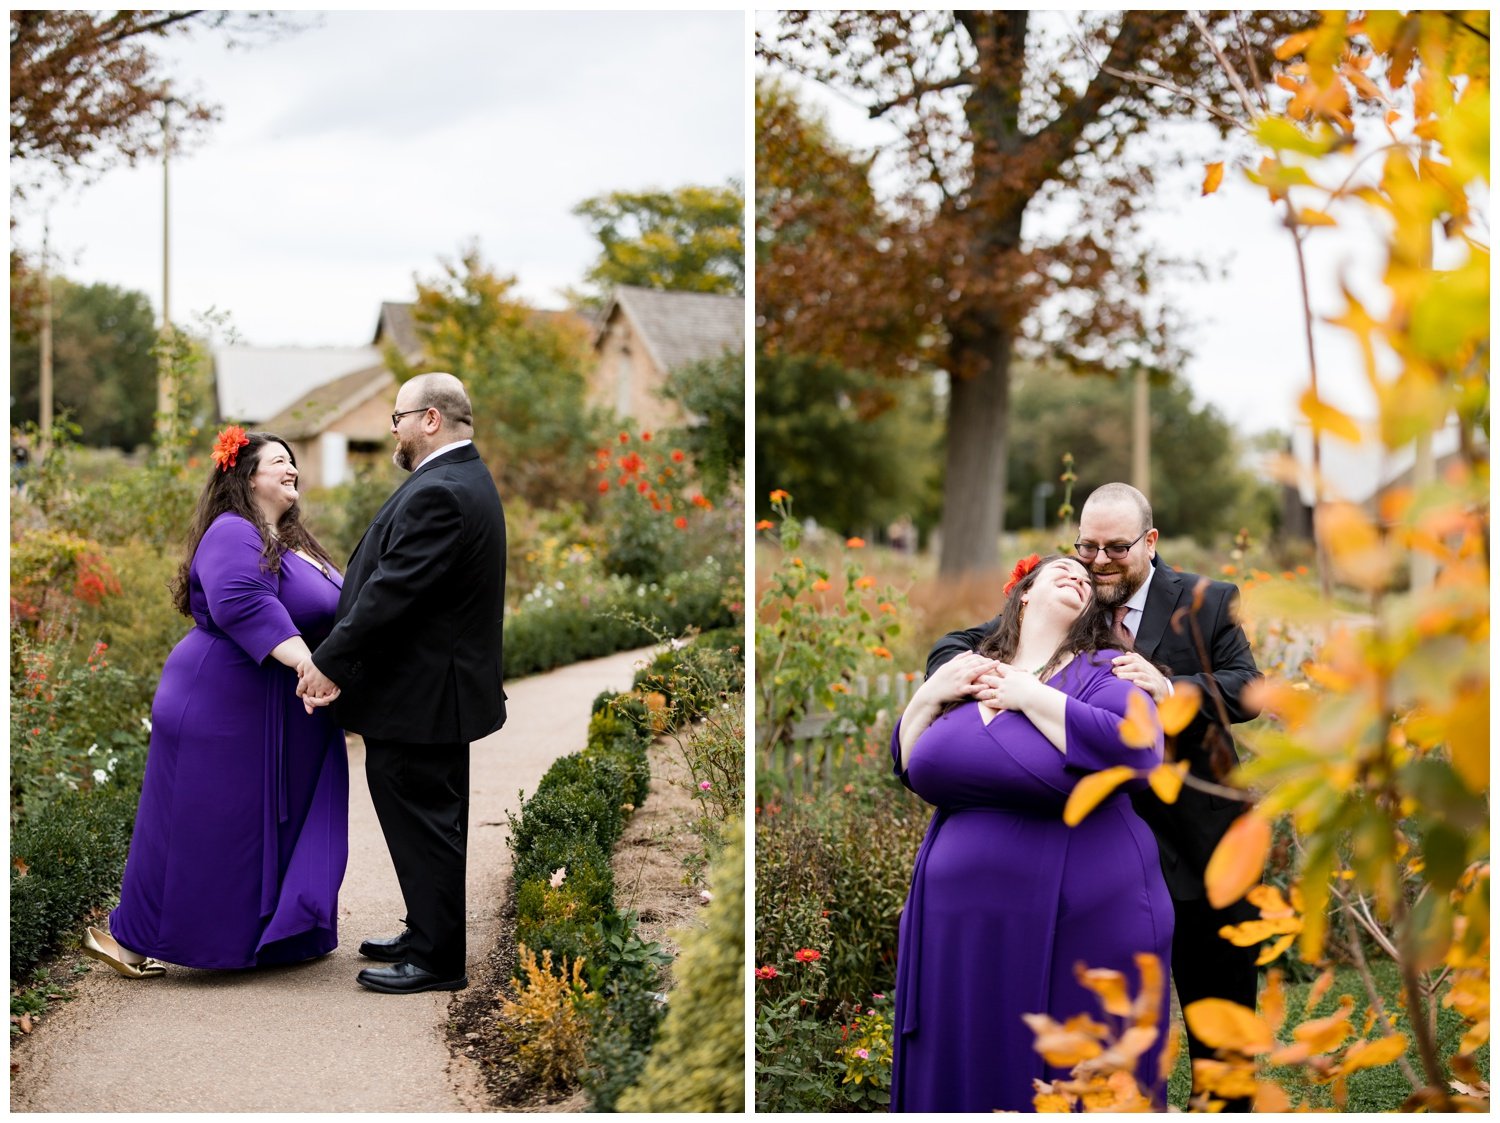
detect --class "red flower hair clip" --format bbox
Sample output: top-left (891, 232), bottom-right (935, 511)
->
top-left (211, 426), bottom-right (250, 472)
top-left (1002, 553), bottom-right (1042, 597)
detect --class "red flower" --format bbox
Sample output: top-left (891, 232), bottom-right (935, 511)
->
top-left (755, 519), bottom-right (774, 530)
top-left (211, 425), bottom-right (250, 472)
top-left (618, 432), bottom-right (630, 444)
top-left (671, 449), bottom-right (685, 462)
top-left (637, 481), bottom-right (650, 494)
top-left (598, 480), bottom-right (610, 493)
top-left (754, 965), bottom-right (779, 980)
top-left (674, 516), bottom-right (687, 530)
top-left (1002, 553), bottom-right (1042, 597)
top-left (794, 948), bottom-right (822, 963)
top-left (641, 431), bottom-right (652, 441)
top-left (846, 536), bottom-right (866, 548)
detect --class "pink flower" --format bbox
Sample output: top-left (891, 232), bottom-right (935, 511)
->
top-left (855, 1048), bottom-right (869, 1059)
top-left (754, 965), bottom-right (779, 980)
top-left (699, 780), bottom-right (712, 791)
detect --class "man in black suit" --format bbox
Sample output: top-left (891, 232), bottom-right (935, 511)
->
top-left (928, 482), bottom-right (1261, 1107)
top-left (299, 371), bottom-right (506, 995)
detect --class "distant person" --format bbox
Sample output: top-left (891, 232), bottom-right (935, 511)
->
top-left (85, 429), bottom-right (348, 978)
top-left (12, 443), bottom-right (31, 495)
top-left (929, 482), bottom-right (1264, 1110)
top-left (298, 372), bottom-right (507, 995)
top-left (891, 554), bottom-right (1172, 1109)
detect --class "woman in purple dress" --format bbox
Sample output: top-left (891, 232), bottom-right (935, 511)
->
top-left (81, 429), bottom-right (349, 977)
top-left (890, 554), bottom-right (1172, 1111)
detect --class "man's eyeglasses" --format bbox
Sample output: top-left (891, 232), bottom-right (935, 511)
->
top-left (391, 407), bottom-right (430, 427)
top-left (1074, 529), bottom-right (1149, 562)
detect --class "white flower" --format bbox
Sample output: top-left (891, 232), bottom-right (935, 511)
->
top-left (86, 743), bottom-right (98, 756)
top-left (141, 717), bottom-right (152, 733)
top-left (544, 598), bottom-right (554, 608)
top-left (669, 637), bottom-right (686, 651)
top-left (699, 890), bottom-right (713, 903)
top-left (92, 769), bottom-right (108, 785)
top-left (554, 580), bottom-right (565, 590)
top-left (107, 756), bottom-right (118, 771)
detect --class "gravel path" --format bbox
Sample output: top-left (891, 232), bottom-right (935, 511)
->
top-left (10, 645), bottom-right (657, 1113)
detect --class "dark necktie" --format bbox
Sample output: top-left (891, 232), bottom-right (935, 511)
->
top-left (1112, 604), bottom-right (1134, 649)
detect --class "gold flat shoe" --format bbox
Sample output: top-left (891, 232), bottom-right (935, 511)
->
top-left (82, 926), bottom-right (165, 979)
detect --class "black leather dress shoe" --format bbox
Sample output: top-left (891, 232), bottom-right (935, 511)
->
top-left (358, 931), bottom-right (412, 962)
top-left (356, 961), bottom-right (468, 995)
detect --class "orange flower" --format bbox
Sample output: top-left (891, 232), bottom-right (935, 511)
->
top-left (855, 576), bottom-right (876, 589)
top-left (830, 682), bottom-right (849, 694)
top-left (1221, 564), bottom-right (1238, 576)
top-left (618, 432), bottom-right (630, 444)
top-left (674, 516), bottom-right (687, 530)
top-left (769, 488), bottom-right (791, 503)
top-left (791, 557), bottom-right (803, 568)
top-left (812, 579), bottom-right (831, 592)
top-left (211, 425), bottom-right (250, 472)
top-left (846, 537), bottom-right (866, 548)
top-left (878, 602), bottom-right (896, 614)
top-left (672, 449), bottom-right (685, 462)
top-left (597, 479), bottom-right (610, 493)
top-left (794, 948), bottom-right (822, 963)
top-left (755, 519), bottom-right (774, 531)
top-left (868, 646), bottom-right (893, 659)
top-left (641, 431), bottom-right (652, 441)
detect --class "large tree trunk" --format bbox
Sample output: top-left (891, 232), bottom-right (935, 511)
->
top-left (938, 325), bottom-right (1013, 576)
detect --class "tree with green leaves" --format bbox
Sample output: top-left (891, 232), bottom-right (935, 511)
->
top-left (572, 183), bottom-right (745, 306)
top-left (10, 277), bottom-right (159, 449)
top-left (758, 11), bottom-right (1310, 575)
top-left (388, 244), bottom-right (605, 510)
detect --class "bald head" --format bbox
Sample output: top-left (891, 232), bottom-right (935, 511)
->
top-left (1081, 482), bottom-right (1152, 534)
top-left (403, 372), bottom-right (473, 433)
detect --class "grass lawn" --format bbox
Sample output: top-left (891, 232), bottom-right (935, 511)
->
top-left (1165, 959), bottom-right (1489, 1110)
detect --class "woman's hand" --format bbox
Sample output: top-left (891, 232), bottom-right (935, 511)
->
top-left (974, 663), bottom-right (1044, 713)
top-left (916, 651), bottom-right (999, 707)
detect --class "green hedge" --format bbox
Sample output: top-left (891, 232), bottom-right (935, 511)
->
top-left (10, 786), bottom-right (139, 978)
top-left (503, 561), bottom-right (733, 679)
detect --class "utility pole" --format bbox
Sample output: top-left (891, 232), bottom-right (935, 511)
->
top-left (38, 216), bottom-right (54, 462)
top-left (156, 96), bottom-right (175, 439)
top-left (1131, 363), bottom-right (1150, 496)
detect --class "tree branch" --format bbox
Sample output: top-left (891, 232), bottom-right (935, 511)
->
top-left (96, 11), bottom-right (206, 48)
top-left (1338, 894), bottom-right (1423, 1089)
top-left (1188, 10), bottom-right (1260, 121)
top-left (869, 75), bottom-right (971, 120)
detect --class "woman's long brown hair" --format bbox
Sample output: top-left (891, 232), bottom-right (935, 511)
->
top-left (170, 432), bottom-right (338, 617)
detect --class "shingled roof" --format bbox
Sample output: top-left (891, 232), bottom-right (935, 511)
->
top-left (213, 346), bottom-right (381, 423)
top-left (374, 302), bottom-right (422, 359)
top-left (594, 286), bottom-right (744, 372)
top-left (259, 363), bottom-right (394, 440)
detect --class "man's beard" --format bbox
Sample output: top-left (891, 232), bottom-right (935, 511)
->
top-left (392, 438), bottom-right (416, 472)
top-left (1092, 564), bottom-right (1147, 608)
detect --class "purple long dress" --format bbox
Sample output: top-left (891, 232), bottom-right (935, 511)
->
top-left (110, 512), bottom-right (349, 969)
top-left (889, 651), bottom-right (1173, 1112)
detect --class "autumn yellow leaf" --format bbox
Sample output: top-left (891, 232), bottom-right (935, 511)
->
top-left (1204, 811), bottom-right (1272, 908)
top-left (1063, 766), bottom-right (1137, 826)
top-left (1193, 1058), bottom-right (1259, 1098)
top-left (1339, 1033), bottom-right (1408, 1073)
top-left (1033, 1092), bottom-right (1072, 1112)
top-left (1202, 161), bottom-right (1225, 195)
top-left (1298, 207), bottom-right (1339, 226)
top-left (1305, 968), bottom-right (1335, 1014)
top-left (1253, 1081), bottom-right (1292, 1112)
top-left (1076, 966), bottom-right (1132, 1017)
top-left (1262, 969), bottom-right (1287, 1034)
top-left (1275, 30), bottom-right (1315, 59)
top-left (1256, 932), bottom-right (1298, 965)
top-left (1186, 998), bottom-right (1274, 1053)
top-left (1218, 917), bottom-right (1299, 947)
top-left (1147, 762), bottom-right (1188, 804)
top-left (1133, 952), bottom-right (1165, 1026)
top-left (1117, 690), bottom-right (1159, 748)
top-left (1445, 685), bottom-right (1488, 793)
top-left (1317, 502), bottom-right (1395, 590)
top-left (1293, 998), bottom-right (1354, 1053)
top-left (1298, 388), bottom-right (1363, 442)
top-left (1157, 682), bottom-right (1202, 735)
top-left (1158, 1022), bottom-right (1181, 1082)
top-left (1023, 1013), bottom-right (1105, 1067)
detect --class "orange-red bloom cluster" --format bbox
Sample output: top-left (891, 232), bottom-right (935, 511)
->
top-left (793, 948), bottom-right (822, 963)
top-left (211, 425), bottom-right (249, 472)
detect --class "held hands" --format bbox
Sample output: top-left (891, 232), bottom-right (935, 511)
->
top-left (1109, 653), bottom-right (1171, 703)
top-left (295, 657), bottom-right (340, 715)
top-left (918, 652), bottom-right (1000, 707)
top-left (973, 663), bottom-right (1045, 714)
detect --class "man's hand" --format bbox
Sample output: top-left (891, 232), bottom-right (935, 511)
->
top-left (1110, 652), bottom-right (1171, 703)
top-left (296, 657), bottom-right (341, 714)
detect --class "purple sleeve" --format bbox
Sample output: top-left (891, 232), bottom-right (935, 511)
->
top-left (197, 515), bottom-right (300, 665)
top-left (890, 715), bottom-right (916, 790)
top-left (1063, 656), bottom-right (1163, 780)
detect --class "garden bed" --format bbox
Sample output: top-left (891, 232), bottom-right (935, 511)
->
top-left (445, 733), bottom-right (706, 1110)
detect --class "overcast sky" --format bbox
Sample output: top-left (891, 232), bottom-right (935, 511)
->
top-left (755, 11), bottom-right (1406, 443)
top-left (12, 10), bottom-right (746, 349)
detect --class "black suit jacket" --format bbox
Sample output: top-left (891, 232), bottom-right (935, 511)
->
top-left (926, 556), bottom-right (1261, 900)
top-left (315, 443), bottom-right (507, 744)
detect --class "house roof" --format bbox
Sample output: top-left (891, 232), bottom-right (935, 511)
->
top-left (594, 285), bottom-right (744, 372)
top-left (374, 302), bottom-right (422, 359)
top-left (213, 346), bottom-right (381, 423)
top-left (1285, 420), bottom-right (1486, 505)
top-left (259, 363), bottom-right (394, 440)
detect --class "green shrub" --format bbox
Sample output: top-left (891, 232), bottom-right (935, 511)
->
top-left (10, 785), bottom-right (139, 978)
top-left (618, 821), bottom-right (745, 1112)
top-left (514, 877), bottom-right (608, 973)
top-left (503, 560), bottom-right (734, 679)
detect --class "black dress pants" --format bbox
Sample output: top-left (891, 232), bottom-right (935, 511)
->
top-left (363, 739), bottom-right (470, 978)
top-left (1172, 893), bottom-right (1260, 1112)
